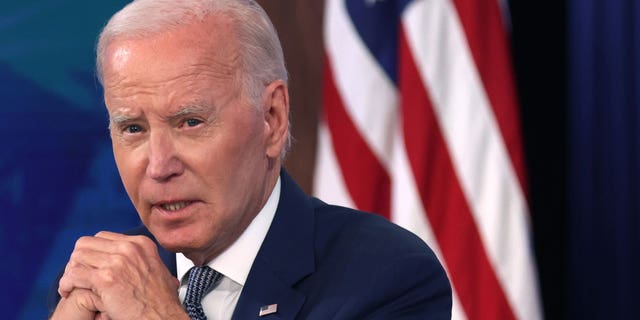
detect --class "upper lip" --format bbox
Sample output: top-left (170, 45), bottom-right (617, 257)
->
top-left (153, 199), bottom-right (191, 205)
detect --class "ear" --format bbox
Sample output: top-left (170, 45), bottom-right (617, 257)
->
top-left (262, 79), bottom-right (290, 159)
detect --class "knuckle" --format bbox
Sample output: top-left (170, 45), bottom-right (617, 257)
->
top-left (73, 236), bottom-right (91, 249)
top-left (97, 268), bottom-right (116, 287)
top-left (118, 241), bottom-right (138, 255)
top-left (63, 261), bottom-right (82, 278)
top-left (133, 234), bottom-right (152, 245)
top-left (133, 235), bottom-right (156, 251)
top-left (63, 260), bottom-right (74, 273)
top-left (63, 263), bottom-right (75, 276)
top-left (109, 254), bottom-right (127, 269)
top-left (58, 274), bottom-right (70, 289)
top-left (69, 247), bottom-right (85, 261)
top-left (94, 230), bottom-right (109, 237)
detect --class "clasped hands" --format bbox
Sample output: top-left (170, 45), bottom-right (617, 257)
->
top-left (52, 231), bottom-right (189, 320)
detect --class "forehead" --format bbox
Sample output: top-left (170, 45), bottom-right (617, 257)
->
top-left (102, 16), bottom-right (241, 93)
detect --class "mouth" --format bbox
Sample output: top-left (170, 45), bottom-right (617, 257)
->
top-left (157, 201), bottom-right (194, 212)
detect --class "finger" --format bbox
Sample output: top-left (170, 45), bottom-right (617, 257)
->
top-left (61, 258), bottom-right (134, 298)
top-left (52, 288), bottom-right (102, 319)
top-left (95, 231), bottom-right (158, 254)
top-left (60, 256), bottom-right (130, 297)
top-left (73, 236), bottom-right (119, 255)
top-left (59, 263), bottom-right (96, 297)
top-left (68, 245), bottom-right (118, 269)
top-left (73, 288), bottom-right (105, 312)
top-left (73, 235), bottom-right (148, 266)
top-left (93, 230), bottom-right (124, 240)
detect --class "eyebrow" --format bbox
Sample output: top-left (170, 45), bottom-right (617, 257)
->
top-left (168, 105), bottom-right (207, 119)
top-left (165, 105), bottom-right (212, 124)
top-left (108, 105), bottom-right (210, 130)
top-left (109, 112), bottom-right (138, 131)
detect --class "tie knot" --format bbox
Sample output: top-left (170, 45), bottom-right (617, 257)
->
top-left (184, 266), bottom-right (222, 320)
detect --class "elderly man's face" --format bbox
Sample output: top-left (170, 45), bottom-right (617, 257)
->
top-left (101, 18), bottom-right (284, 264)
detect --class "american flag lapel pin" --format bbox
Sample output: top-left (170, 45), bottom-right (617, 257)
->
top-left (258, 304), bottom-right (278, 317)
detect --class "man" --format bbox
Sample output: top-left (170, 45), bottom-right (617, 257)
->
top-left (48, 0), bottom-right (452, 319)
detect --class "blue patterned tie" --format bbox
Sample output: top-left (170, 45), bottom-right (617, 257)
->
top-left (184, 266), bottom-right (222, 320)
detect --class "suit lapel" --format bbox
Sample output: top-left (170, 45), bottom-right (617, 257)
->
top-left (231, 258), bottom-right (306, 319)
top-left (232, 170), bottom-right (315, 319)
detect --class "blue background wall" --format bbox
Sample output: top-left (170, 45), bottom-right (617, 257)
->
top-left (0, 2), bottom-right (136, 319)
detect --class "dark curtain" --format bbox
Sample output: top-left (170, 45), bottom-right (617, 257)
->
top-left (567, 0), bottom-right (640, 318)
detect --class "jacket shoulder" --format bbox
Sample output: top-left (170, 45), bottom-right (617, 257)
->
top-left (297, 198), bottom-right (452, 319)
top-left (311, 198), bottom-right (433, 257)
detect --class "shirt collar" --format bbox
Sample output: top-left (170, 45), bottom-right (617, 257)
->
top-left (176, 177), bottom-right (281, 286)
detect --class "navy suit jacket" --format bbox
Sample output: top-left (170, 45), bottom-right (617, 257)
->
top-left (49, 171), bottom-right (452, 319)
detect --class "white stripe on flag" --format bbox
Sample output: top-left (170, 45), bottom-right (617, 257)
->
top-left (390, 127), bottom-right (468, 320)
top-left (313, 122), bottom-right (356, 208)
top-left (403, 1), bottom-right (541, 319)
top-left (324, 0), bottom-right (398, 166)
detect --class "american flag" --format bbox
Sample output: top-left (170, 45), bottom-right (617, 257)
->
top-left (259, 303), bottom-right (278, 316)
top-left (314, 0), bottom-right (542, 319)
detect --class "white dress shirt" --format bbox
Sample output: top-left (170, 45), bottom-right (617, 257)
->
top-left (176, 178), bottom-right (281, 319)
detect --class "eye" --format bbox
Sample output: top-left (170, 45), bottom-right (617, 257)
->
top-left (185, 118), bottom-right (203, 127)
top-left (125, 124), bottom-right (143, 133)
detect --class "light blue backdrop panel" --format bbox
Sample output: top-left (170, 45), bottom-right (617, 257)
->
top-left (0, 1), bottom-right (138, 318)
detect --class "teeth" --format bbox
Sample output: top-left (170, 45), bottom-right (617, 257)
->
top-left (161, 201), bottom-right (190, 211)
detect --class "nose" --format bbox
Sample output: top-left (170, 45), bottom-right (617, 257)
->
top-left (146, 129), bottom-right (184, 181)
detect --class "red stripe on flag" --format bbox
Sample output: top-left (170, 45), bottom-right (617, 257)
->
top-left (399, 30), bottom-right (516, 320)
top-left (322, 55), bottom-right (391, 219)
top-left (450, 0), bottom-right (528, 196)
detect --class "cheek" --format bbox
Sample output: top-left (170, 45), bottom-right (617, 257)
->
top-left (195, 131), bottom-right (264, 199)
top-left (112, 143), bottom-right (143, 201)
top-left (229, 119), bottom-right (267, 161)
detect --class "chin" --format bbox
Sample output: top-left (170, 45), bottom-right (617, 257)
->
top-left (149, 225), bottom-right (202, 252)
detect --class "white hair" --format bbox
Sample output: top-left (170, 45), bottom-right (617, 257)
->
top-left (96, 0), bottom-right (291, 155)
